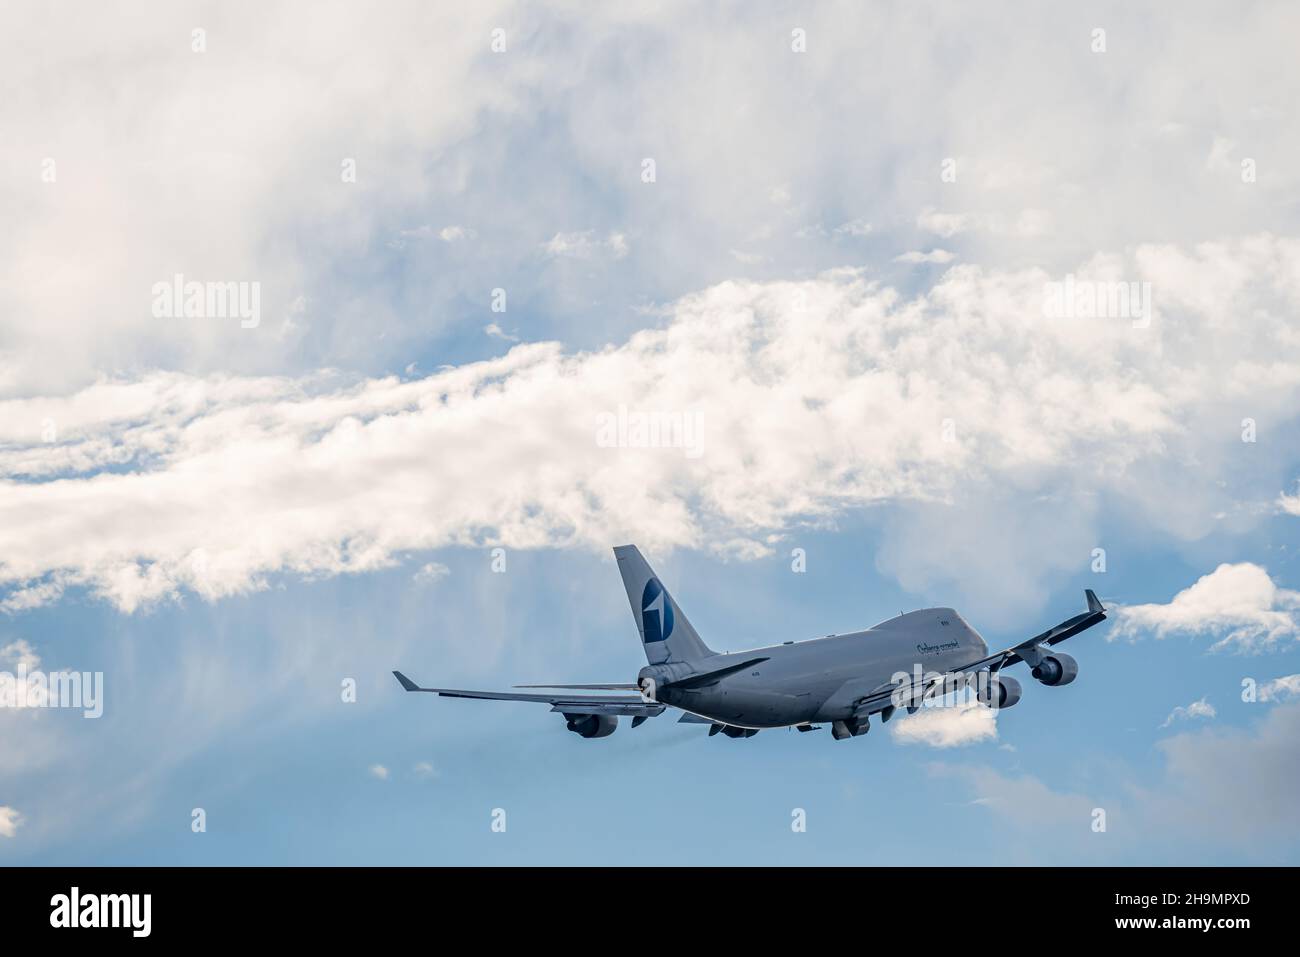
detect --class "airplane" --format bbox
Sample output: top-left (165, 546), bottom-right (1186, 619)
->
top-left (393, 544), bottom-right (1109, 741)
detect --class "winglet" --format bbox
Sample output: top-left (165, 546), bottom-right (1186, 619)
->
top-left (1085, 589), bottom-right (1105, 614)
top-left (393, 670), bottom-right (420, 692)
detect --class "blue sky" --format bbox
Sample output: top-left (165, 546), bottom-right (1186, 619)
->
top-left (4, 1), bottom-right (1300, 865)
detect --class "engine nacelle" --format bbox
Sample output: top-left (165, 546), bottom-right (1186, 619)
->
top-left (564, 713), bottom-right (617, 738)
top-left (976, 674), bottom-right (1023, 709)
top-left (1031, 652), bottom-right (1079, 687)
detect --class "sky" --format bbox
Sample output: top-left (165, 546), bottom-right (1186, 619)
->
top-left (3, 0), bottom-right (1300, 865)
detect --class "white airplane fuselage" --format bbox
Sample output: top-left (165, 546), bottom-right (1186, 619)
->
top-left (648, 607), bottom-right (988, 729)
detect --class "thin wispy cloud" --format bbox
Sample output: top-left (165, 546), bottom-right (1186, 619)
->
top-left (1160, 697), bottom-right (1217, 728)
top-left (0, 806), bottom-right (23, 838)
top-left (895, 249), bottom-right (955, 264)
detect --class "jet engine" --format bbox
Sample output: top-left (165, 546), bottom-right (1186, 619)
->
top-left (1031, 652), bottom-right (1078, 687)
top-left (563, 713), bottom-right (618, 738)
top-left (976, 674), bottom-right (1023, 709)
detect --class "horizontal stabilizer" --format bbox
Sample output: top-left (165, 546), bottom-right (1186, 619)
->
top-left (514, 682), bottom-right (640, 690)
top-left (391, 671), bottom-right (664, 717)
top-left (664, 656), bottom-right (770, 690)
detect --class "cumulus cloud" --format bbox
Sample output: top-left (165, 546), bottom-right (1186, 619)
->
top-left (1160, 697), bottom-right (1217, 728)
top-left (891, 698), bottom-right (997, 748)
top-left (368, 764), bottom-right (389, 781)
top-left (0, 806), bottom-right (22, 838)
top-left (1111, 563), bottom-right (1300, 652)
top-left (1258, 674), bottom-right (1300, 702)
top-left (5, 236), bottom-right (1300, 614)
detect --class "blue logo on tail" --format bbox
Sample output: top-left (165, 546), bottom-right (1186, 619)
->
top-left (640, 578), bottom-right (675, 643)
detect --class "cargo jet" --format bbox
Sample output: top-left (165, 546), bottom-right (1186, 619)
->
top-left (393, 545), bottom-right (1108, 741)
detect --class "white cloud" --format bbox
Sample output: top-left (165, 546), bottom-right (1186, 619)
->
top-left (4, 237), bottom-right (1300, 615)
top-left (413, 562), bottom-right (450, 585)
top-left (484, 323), bottom-right (519, 343)
top-left (388, 225), bottom-right (434, 250)
top-left (0, 639), bottom-right (41, 672)
top-left (917, 208), bottom-right (974, 238)
top-left (1259, 674), bottom-right (1300, 702)
top-left (1160, 696), bottom-right (1216, 728)
top-left (0, 2), bottom-right (520, 395)
top-left (832, 219), bottom-right (873, 238)
top-left (413, 761), bottom-right (436, 778)
top-left (1279, 482), bottom-right (1300, 516)
top-left (1, 578), bottom-right (70, 613)
top-left (891, 698), bottom-right (997, 748)
top-left (916, 208), bottom-right (1050, 240)
top-left (1111, 563), bottom-right (1300, 652)
top-left (1205, 135), bottom-right (1237, 173)
top-left (6, 2), bottom-right (1300, 405)
top-left (894, 249), bottom-right (955, 264)
top-left (438, 225), bottom-right (475, 242)
top-left (368, 764), bottom-right (389, 781)
top-left (0, 639), bottom-right (54, 708)
top-left (541, 231), bottom-right (629, 260)
top-left (0, 806), bottom-right (22, 838)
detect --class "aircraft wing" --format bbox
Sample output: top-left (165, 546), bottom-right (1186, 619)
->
top-left (852, 589), bottom-right (1108, 713)
top-left (392, 671), bottom-right (666, 717)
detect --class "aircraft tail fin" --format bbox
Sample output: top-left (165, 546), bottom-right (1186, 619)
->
top-left (613, 545), bottom-right (715, 665)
